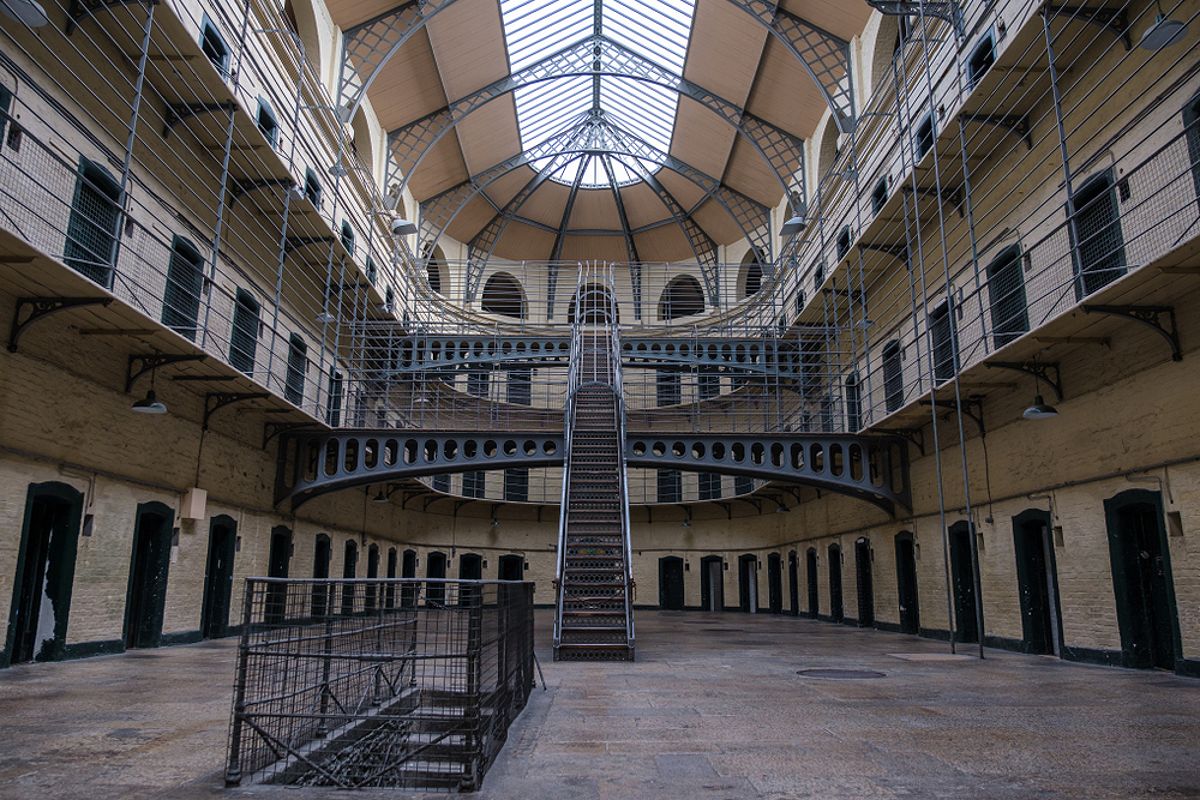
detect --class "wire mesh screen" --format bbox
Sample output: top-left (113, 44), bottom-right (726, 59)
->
top-left (225, 578), bottom-right (535, 792)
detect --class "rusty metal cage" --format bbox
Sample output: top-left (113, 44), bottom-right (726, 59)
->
top-left (224, 578), bottom-right (535, 791)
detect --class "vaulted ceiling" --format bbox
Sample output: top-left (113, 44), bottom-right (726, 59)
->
top-left (328, 0), bottom-right (873, 263)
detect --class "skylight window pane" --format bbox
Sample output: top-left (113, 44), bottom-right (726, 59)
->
top-left (500, 0), bottom-right (697, 189)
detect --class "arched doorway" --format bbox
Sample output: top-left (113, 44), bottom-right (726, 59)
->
top-left (426, 551), bottom-right (447, 606)
top-left (385, 547), bottom-right (398, 609)
top-left (805, 548), bottom-right (819, 617)
top-left (737, 251), bottom-right (764, 299)
top-left (568, 283), bottom-right (618, 325)
top-left (498, 554), bottom-right (524, 581)
top-left (767, 553), bottom-right (782, 614)
top-left (657, 275), bottom-right (705, 321)
top-left (658, 556), bottom-right (685, 610)
top-left (341, 540), bottom-right (358, 615)
top-left (265, 526), bottom-right (291, 624)
top-left (699, 555), bottom-right (724, 611)
top-left (828, 544), bottom-right (844, 623)
top-left (788, 550), bottom-right (799, 616)
top-left (1012, 509), bottom-right (1062, 655)
top-left (459, 552), bottom-right (483, 606)
top-left (201, 515), bottom-right (237, 639)
top-left (1105, 490), bottom-right (1180, 669)
top-left (894, 532), bottom-right (920, 634)
top-left (426, 245), bottom-right (449, 296)
top-left (854, 537), bottom-right (874, 628)
top-left (401, 549), bottom-right (417, 608)
top-left (481, 272), bottom-right (526, 319)
top-left (124, 502), bottom-right (175, 649)
top-left (365, 544), bottom-right (380, 611)
top-left (312, 534), bottom-right (332, 617)
top-left (737, 554), bottom-right (758, 613)
top-left (6, 482), bottom-right (83, 664)
top-left (948, 521), bottom-right (980, 643)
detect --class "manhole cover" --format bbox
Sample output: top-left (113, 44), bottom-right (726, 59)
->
top-left (797, 668), bottom-right (886, 679)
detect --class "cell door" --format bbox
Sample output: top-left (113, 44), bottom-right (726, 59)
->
top-left (401, 549), bottom-right (418, 608)
top-left (124, 503), bottom-right (174, 649)
top-left (700, 556), bottom-right (723, 611)
top-left (895, 533), bottom-right (920, 635)
top-left (498, 554), bottom-right (524, 581)
top-left (201, 516), bottom-right (237, 639)
top-left (767, 553), bottom-right (782, 614)
top-left (658, 556), bottom-right (685, 610)
top-left (788, 551), bottom-right (799, 615)
top-left (738, 555), bottom-right (757, 613)
top-left (265, 527), bottom-right (291, 624)
top-left (1013, 510), bottom-right (1062, 656)
top-left (426, 552), bottom-right (447, 605)
top-left (8, 483), bottom-right (83, 664)
top-left (948, 522), bottom-right (979, 643)
top-left (806, 549), bottom-right (819, 617)
top-left (1106, 490), bottom-right (1180, 670)
top-left (855, 538), bottom-right (874, 628)
top-left (828, 545), bottom-right (844, 623)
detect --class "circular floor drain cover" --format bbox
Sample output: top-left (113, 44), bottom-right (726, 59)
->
top-left (797, 668), bottom-right (886, 679)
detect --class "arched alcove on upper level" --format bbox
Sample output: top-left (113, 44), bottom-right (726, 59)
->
top-left (814, 114), bottom-right (841, 187)
top-left (283, 0), bottom-right (326, 82)
top-left (481, 272), bottom-right (526, 319)
top-left (737, 250), bottom-right (764, 300)
top-left (657, 275), bottom-right (705, 321)
top-left (568, 283), bottom-right (619, 325)
top-left (426, 245), bottom-right (450, 296)
top-left (349, 105), bottom-right (381, 186)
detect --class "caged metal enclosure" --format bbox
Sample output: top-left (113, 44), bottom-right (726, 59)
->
top-left (224, 578), bottom-right (535, 791)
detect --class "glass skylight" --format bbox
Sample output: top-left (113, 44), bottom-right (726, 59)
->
top-left (499, 0), bottom-right (696, 188)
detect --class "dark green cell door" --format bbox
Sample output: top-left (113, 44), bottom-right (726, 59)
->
top-left (64, 159), bottom-right (121, 287)
top-left (162, 237), bottom-right (205, 341)
top-left (767, 553), bottom-right (782, 614)
top-left (828, 544), bottom-right (844, 623)
top-left (948, 522), bottom-right (979, 643)
top-left (895, 533), bottom-right (920, 634)
top-left (1105, 490), bottom-right (1180, 670)
top-left (788, 551), bottom-right (799, 616)
top-left (401, 549), bottom-right (418, 608)
top-left (7, 482), bottom-right (83, 664)
top-left (806, 549), bottom-right (819, 617)
top-left (855, 538), bottom-right (874, 628)
top-left (738, 554), bottom-right (757, 613)
top-left (426, 551), bottom-right (447, 606)
top-left (124, 503), bottom-right (174, 649)
top-left (264, 527), bottom-right (291, 624)
top-left (658, 556), bottom-right (684, 610)
top-left (200, 516), bottom-right (236, 639)
top-left (700, 556), bottom-right (723, 611)
top-left (498, 554), bottom-right (523, 581)
top-left (1012, 510), bottom-right (1062, 655)
top-left (1072, 170), bottom-right (1126, 298)
top-left (459, 553), bottom-right (482, 606)
top-left (311, 535), bottom-right (331, 618)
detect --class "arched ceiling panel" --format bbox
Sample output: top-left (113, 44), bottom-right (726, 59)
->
top-left (425, 0), bottom-right (510, 100)
top-left (483, 165), bottom-right (537, 209)
top-left (656, 170), bottom-right (706, 214)
top-left (444, 194), bottom-right (498, 244)
top-left (492, 221), bottom-right (555, 261)
top-left (326, 0), bottom-right (395, 30)
top-left (568, 188), bottom-right (622, 231)
top-left (723, 136), bottom-right (784, 208)
top-left (634, 225), bottom-right (693, 263)
top-left (668, 98), bottom-right (736, 180)
top-left (621, 182), bottom-right (671, 229)
top-left (691, 197), bottom-right (746, 245)
top-left (408, 133), bottom-right (469, 199)
top-left (515, 180), bottom-right (572, 228)
top-left (452, 95), bottom-right (522, 174)
top-left (744, 36), bottom-right (832, 137)
top-left (779, 0), bottom-right (872, 41)
top-left (368, 30), bottom-right (447, 130)
top-left (683, 0), bottom-right (767, 106)
top-left (560, 235), bottom-right (631, 262)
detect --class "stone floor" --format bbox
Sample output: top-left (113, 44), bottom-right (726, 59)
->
top-left (2, 611), bottom-right (1199, 799)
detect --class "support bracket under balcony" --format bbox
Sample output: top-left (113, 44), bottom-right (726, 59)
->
top-left (1042, 5), bottom-right (1132, 50)
top-left (860, 242), bottom-right (909, 262)
top-left (921, 395), bottom-right (985, 436)
top-left (876, 426), bottom-right (925, 456)
top-left (263, 422), bottom-right (314, 450)
top-left (961, 113), bottom-right (1033, 150)
top-left (1082, 304), bottom-right (1181, 361)
top-left (204, 392), bottom-right (270, 430)
top-left (230, 177), bottom-right (294, 206)
top-left (985, 361), bottom-right (1063, 401)
top-left (125, 353), bottom-right (206, 393)
top-left (8, 296), bottom-right (112, 353)
top-left (163, 102), bottom-right (236, 137)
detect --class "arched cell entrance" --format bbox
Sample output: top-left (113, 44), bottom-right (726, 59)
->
top-left (124, 502), bottom-right (175, 649)
top-left (767, 553), bottom-right (782, 614)
top-left (401, 549), bottom-right (418, 608)
top-left (788, 550), bottom-right (799, 616)
top-left (737, 251), bottom-right (764, 299)
top-left (699, 555), bottom-right (724, 612)
top-left (201, 515), bottom-right (237, 639)
top-left (894, 532), bottom-right (920, 634)
top-left (657, 275), bottom-right (705, 321)
top-left (948, 522), bottom-right (980, 643)
top-left (6, 482), bottom-right (83, 664)
top-left (312, 534), bottom-right (332, 617)
top-left (658, 556), bottom-right (685, 610)
top-left (426, 551), bottom-right (448, 606)
top-left (265, 526), bottom-right (292, 624)
top-left (568, 283), bottom-right (619, 325)
top-left (481, 272), bottom-right (526, 319)
top-left (828, 543), bottom-right (844, 623)
top-left (1012, 509), bottom-right (1062, 656)
top-left (805, 548), bottom-right (819, 617)
top-left (1104, 490), bottom-right (1180, 669)
top-left (498, 554), bottom-right (524, 581)
top-left (854, 537), bottom-right (874, 628)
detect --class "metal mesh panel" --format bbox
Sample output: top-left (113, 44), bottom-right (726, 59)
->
top-left (225, 578), bottom-right (535, 791)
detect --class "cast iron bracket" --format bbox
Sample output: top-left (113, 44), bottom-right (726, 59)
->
top-left (230, 177), bottom-right (294, 206)
top-left (204, 392), bottom-right (270, 430)
top-left (921, 394), bottom-right (985, 435)
top-left (1082, 304), bottom-right (1181, 361)
top-left (961, 113), bottom-right (1033, 150)
top-left (985, 361), bottom-right (1063, 401)
top-left (125, 353), bottom-right (207, 393)
top-left (1042, 5), bottom-right (1132, 50)
top-left (163, 102), bottom-right (236, 136)
top-left (8, 296), bottom-right (112, 352)
top-left (262, 421), bottom-right (314, 449)
top-left (877, 426), bottom-right (926, 455)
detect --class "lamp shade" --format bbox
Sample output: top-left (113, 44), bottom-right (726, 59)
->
top-left (131, 390), bottom-right (167, 415)
top-left (1022, 395), bottom-right (1058, 420)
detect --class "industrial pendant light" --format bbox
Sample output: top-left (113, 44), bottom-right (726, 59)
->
top-left (316, 310), bottom-right (337, 324)
top-left (131, 369), bottom-right (167, 415)
top-left (1022, 358), bottom-right (1058, 420)
top-left (0, 0), bottom-right (50, 27)
top-left (1140, 1), bottom-right (1189, 50)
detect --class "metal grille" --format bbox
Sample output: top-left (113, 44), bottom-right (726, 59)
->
top-left (225, 578), bottom-right (535, 792)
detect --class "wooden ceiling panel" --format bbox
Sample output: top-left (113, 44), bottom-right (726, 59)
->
top-left (407, 132), bottom-right (468, 199)
top-left (744, 37), bottom-right (827, 138)
top-left (778, 0), bottom-right (872, 42)
top-left (723, 137), bottom-right (783, 207)
top-left (425, 0), bottom-right (510, 100)
top-left (453, 95), bottom-right (521, 174)
top-left (568, 188), bottom-right (621, 231)
top-left (493, 222), bottom-right (554, 261)
top-left (684, 0), bottom-right (767, 106)
top-left (669, 98), bottom-right (736, 178)
top-left (621, 183), bottom-right (669, 229)
top-left (656, 170), bottom-right (705, 212)
top-left (325, 0), bottom-right (397, 31)
top-left (634, 226), bottom-right (693, 263)
top-left (691, 197), bottom-right (744, 245)
top-left (483, 166), bottom-right (536, 209)
top-left (367, 31), bottom-right (448, 130)
top-left (444, 194), bottom-right (497, 244)
top-left (516, 180), bottom-right (571, 228)
top-left (560, 235), bottom-right (630, 263)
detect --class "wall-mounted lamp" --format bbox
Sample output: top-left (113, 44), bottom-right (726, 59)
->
top-left (1141, 1), bottom-right (1189, 50)
top-left (131, 367), bottom-right (167, 415)
top-left (1023, 356), bottom-right (1059, 420)
top-left (780, 215), bottom-right (807, 237)
top-left (0, 0), bottom-right (49, 27)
